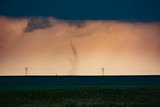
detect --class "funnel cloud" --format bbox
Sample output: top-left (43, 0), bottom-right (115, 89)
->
top-left (69, 39), bottom-right (78, 75)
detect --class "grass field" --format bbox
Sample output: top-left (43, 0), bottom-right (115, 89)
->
top-left (0, 87), bottom-right (160, 107)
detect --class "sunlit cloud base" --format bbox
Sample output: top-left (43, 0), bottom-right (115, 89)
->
top-left (0, 16), bottom-right (160, 75)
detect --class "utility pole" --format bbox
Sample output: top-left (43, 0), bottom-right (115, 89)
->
top-left (102, 68), bottom-right (104, 76)
top-left (25, 67), bottom-right (28, 76)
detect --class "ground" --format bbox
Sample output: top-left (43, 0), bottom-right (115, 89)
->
top-left (0, 87), bottom-right (160, 107)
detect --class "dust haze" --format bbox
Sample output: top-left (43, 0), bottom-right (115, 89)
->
top-left (0, 16), bottom-right (160, 75)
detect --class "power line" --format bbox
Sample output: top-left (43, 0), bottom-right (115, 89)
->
top-left (25, 67), bottom-right (28, 76)
top-left (102, 68), bottom-right (104, 76)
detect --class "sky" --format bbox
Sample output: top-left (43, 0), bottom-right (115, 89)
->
top-left (0, 0), bottom-right (160, 75)
top-left (0, 0), bottom-right (160, 21)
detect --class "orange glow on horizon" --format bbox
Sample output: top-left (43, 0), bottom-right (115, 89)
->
top-left (0, 16), bottom-right (160, 75)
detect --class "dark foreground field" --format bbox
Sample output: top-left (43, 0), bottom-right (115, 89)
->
top-left (0, 76), bottom-right (160, 107)
top-left (0, 87), bottom-right (160, 107)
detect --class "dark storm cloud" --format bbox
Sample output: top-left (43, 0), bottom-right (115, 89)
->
top-left (66, 20), bottom-right (86, 28)
top-left (25, 17), bottom-right (53, 32)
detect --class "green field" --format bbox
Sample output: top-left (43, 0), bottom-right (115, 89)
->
top-left (0, 87), bottom-right (160, 107)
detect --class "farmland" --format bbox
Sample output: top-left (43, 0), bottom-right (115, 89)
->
top-left (0, 76), bottom-right (160, 107)
top-left (0, 87), bottom-right (160, 107)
